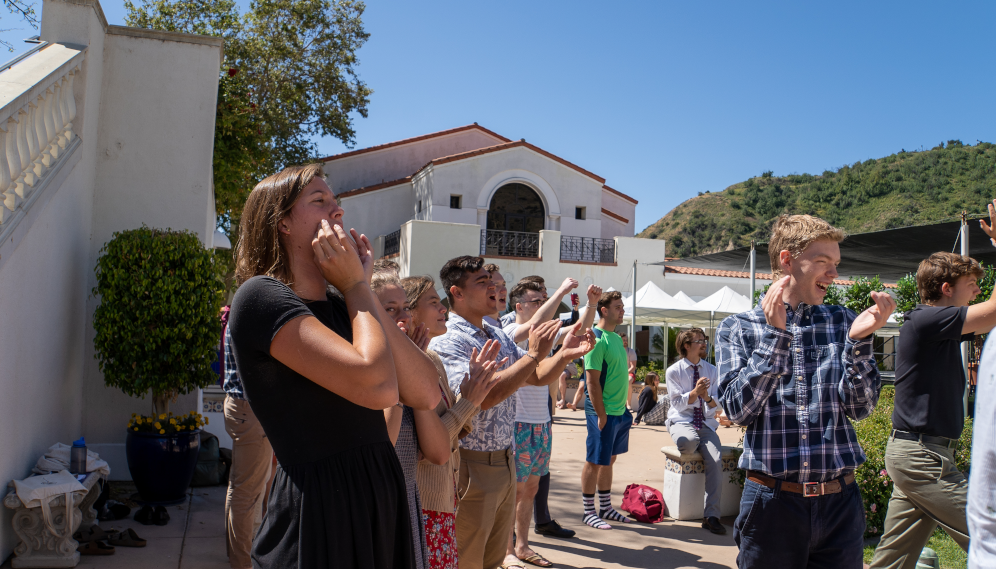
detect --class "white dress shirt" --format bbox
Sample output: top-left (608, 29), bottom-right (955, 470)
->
top-left (665, 357), bottom-right (720, 430)
top-left (969, 335), bottom-right (996, 567)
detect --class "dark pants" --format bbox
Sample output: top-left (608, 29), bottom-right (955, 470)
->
top-left (734, 477), bottom-right (866, 569)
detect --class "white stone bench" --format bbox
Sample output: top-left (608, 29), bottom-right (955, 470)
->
top-left (660, 445), bottom-right (743, 520)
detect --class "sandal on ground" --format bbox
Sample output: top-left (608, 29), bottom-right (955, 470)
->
top-left (500, 564), bottom-right (526, 569)
top-left (153, 505), bottom-right (170, 526)
top-left (520, 553), bottom-right (554, 567)
top-left (134, 504), bottom-right (155, 525)
top-left (78, 540), bottom-right (115, 555)
top-left (108, 527), bottom-right (147, 547)
top-left (73, 526), bottom-right (109, 543)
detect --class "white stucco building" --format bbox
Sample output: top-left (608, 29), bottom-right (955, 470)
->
top-left (0, 0), bottom-right (222, 558)
top-left (323, 124), bottom-right (670, 297)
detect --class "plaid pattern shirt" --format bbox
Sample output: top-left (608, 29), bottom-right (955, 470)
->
top-left (222, 325), bottom-right (245, 400)
top-left (717, 300), bottom-right (881, 483)
top-left (428, 312), bottom-right (526, 452)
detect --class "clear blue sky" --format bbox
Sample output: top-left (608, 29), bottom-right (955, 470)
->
top-left (4, 1), bottom-right (995, 231)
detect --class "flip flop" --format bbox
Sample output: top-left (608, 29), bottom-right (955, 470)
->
top-left (108, 528), bottom-right (147, 547)
top-left (500, 564), bottom-right (526, 569)
top-left (78, 540), bottom-right (115, 555)
top-left (520, 553), bottom-right (554, 568)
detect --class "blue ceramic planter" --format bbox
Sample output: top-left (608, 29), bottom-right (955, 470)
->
top-left (126, 429), bottom-right (201, 504)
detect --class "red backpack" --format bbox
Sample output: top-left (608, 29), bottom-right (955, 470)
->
top-left (620, 483), bottom-right (667, 523)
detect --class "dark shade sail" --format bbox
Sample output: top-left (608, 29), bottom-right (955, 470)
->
top-left (666, 219), bottom-right (996, 283)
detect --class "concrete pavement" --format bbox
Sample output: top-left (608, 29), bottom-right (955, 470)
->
top-left (4, 414), bottom-right (743, 568)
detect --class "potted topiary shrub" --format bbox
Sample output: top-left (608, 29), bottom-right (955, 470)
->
top-left (92, 226), bottom-right (224, 505)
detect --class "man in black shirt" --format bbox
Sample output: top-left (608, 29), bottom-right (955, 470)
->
top-left (872, 201), bottom-right (996, 568)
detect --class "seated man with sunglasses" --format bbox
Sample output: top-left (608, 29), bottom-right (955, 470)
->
top-left (665, 327), bottom-right (725, 535)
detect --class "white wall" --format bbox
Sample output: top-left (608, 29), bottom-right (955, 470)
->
top-left (339, 181), bottom-right (414, 243)
top-left (601, 188), bottom-right (637, 238)
top-left (323, 127), bottom-right (506, 195)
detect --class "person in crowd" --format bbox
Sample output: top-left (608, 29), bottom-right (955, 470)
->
top-left (402, 275), bottom-right (502, 569)
top-left (501, 280), bottom-right (601, 566)
top-left (665, 328), bottom-right (725, 535)
top-left (373, 273), bottom-right (454, 569)
top-left (621, 332), bottom-right (638, 411)
top-left (228, 164), bottom-right (441, 568)
top-left (717, 214), bottom-right (895, 569)
top-left (222, 324), bottom-right (271, 569)
top-left (871, 204), bottom-right (996, 568)
top-left (581, 291), bottom-right (635, 530)
top-left (970, 334), bottom-right (996, 568)
top-left (633, 372), bottom-right (660, 425)
top-left (483, 264), bottom-right (507, 327)
top-left (556, 361), bottom-right (577, 409)
top-left (428, 256), bottom-right (594, 569)
top-left (568, 369), bottom-right (586, 411)
top-left (374, 257), bottom-right (401, 278)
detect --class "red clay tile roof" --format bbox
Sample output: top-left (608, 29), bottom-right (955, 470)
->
top-left (664, 265), bottom-right (897, 288)
top-left (319, 124), bottom-right (511, 162)
top-left (602, 185), bottom-right (638, 205)
top-left (336, 176), bottom-right (412, 199)
top-left (601, 208), bottom-right (629, 224)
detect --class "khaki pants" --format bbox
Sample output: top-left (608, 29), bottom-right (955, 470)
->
top-left (456, 448), bottom-right (516, 569)
top-left (224, 396), bottom-right (273, 569)
top-left (870, 436), bottom-right (969, 569)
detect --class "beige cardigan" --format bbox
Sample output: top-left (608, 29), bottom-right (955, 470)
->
top-left (415, 350), bottom-right (480, 513)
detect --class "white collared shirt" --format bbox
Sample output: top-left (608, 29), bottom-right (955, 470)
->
top-left (665, 357), bottom-right (720, 430)
top-left (970, 335), bottom-right (996, 567)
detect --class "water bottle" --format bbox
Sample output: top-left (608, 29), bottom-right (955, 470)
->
top-left (69, 437), bottom-right (87, 475)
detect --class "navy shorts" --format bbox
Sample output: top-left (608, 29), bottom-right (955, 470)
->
top-left (585, 412), bottom-right (632, 465)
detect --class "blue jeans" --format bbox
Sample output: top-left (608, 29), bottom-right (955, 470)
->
top-left (734, 477), bottom-right (866, 569)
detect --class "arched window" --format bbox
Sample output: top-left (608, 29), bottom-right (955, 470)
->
top-left (487, 183), bottom-right (545, 233)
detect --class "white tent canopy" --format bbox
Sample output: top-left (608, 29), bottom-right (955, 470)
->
top-left (623, 282), bottom-right (752, 327)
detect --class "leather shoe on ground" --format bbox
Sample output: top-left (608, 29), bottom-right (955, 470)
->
top-left (534, 519), bottom-right (576, 538)
top-left (702, 516), bottom-right (726, 535)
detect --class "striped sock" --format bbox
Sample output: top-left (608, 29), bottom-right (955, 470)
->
top-left (598, 490), bottom-right (632, 523)
top-left (582, 493), bottom-right (611, 529)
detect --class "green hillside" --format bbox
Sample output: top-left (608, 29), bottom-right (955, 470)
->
top-left (639, 140), bottom-right (996, 258)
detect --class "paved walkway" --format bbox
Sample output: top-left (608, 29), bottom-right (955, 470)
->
top-left (4, 414), bottom-right (744, 568)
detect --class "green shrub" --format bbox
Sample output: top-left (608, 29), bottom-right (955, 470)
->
top-left (854, 386), bottom-right (973, 537)
top-left (93, 226), bottom-right (225, 416)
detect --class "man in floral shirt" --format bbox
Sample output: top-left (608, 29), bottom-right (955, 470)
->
top-left (717, 214), bottom-right (895, 568)
top-left (428, 256), bottom-right (594, 569)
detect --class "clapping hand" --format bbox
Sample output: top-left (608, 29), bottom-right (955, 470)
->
top-left (980, 199), bottom-right (996, 247)
top-left (848, 291), bottom-right (897, 340)
top-left (559, 321), bottom-right (596, 360)
top-left (694, 377), bottom-right (710, 398)
top-left (762, 275), bottom-right (790, 330)
top-left (311, 220), bottom-right (366, 294)
top-left (404, 322), bottom-right (429, 352)
top-left (528, 320), bottom-right (561, 360)
top-left (348, 228), bottom-right (375, 283)
top-left (461, 340), bottom-right (506, 407)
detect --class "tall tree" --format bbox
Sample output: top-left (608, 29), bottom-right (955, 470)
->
top-left (126, 0), bottom-right (372, 288)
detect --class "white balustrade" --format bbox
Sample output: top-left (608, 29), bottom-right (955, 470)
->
top-left (0, 44), bottom-right (82, 226)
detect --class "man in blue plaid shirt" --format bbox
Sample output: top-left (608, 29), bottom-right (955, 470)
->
top-left (717, 214), bottom-right (896, 569)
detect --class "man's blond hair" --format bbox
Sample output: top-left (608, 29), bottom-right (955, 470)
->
top-left (768, 214), bottom-right (846, 277)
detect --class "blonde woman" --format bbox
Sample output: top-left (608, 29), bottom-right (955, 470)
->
top-left (402, 275), bottom-right (501, 569)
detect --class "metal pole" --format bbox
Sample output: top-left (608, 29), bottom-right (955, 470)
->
top-left (961, 212), bottom-right (970, 418)
top-left (663, 323), bottom-right (669, 366)
top-left (749, 240), bottom-right (757, 307)
top-left (630, 260), bottom-right (637, 344)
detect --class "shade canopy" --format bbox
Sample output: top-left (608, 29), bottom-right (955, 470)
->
top-left (666, 219), bottom-right (996, 283)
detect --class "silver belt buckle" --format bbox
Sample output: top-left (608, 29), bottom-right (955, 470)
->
top-left (803, 482), bottom-right (823, 497)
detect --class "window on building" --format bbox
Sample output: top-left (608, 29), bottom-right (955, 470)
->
top-left (576, 207), bottom-right (586, 220)
top-left (450, 195), bottom-right (462, 209)
top-left (417, 200), bottom-right (422, 213)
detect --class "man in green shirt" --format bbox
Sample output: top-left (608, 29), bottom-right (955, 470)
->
top-left (581, 290), bottom-right (634, 529)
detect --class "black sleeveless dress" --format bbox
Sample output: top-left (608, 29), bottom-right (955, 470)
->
top-left (229, 276), bottom-right (415, 569)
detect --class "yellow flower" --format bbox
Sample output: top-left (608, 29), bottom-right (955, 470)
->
top-left (159, 429), bottom-right (165, 434)
top-left (204, 417), bottom-right (209, 425)
top-left (154, 422), bottom-right (161, 429)
top-left (178, 425), bottom-right (184, 431)
top-left (133, 427), bottom-right (138, 431)
top-left (170, 419), bottom-right (177, 425)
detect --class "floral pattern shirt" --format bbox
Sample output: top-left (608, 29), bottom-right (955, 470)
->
top-left (717, 300), bottom-right (881, 483)
top-left (428, 312), bottom-right (526, 452)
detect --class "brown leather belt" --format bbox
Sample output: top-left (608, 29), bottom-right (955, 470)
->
top-left (747, 470), bottom-right (855, 497)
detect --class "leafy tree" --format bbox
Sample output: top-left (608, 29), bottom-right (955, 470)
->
top-left (894, 273), bottom-right (918, 323)
top-left (841, 276), bottom-right (886, 313)
top-left (2, 0), bottom-right (38, 52)
top-left (126, 0), bottom-right (372, 287)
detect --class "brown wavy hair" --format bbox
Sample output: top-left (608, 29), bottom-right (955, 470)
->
top-left (402, 275), bottom-right (436, 310)
top-left (234, 163), bottom-right (325, 286)
top-left (916, 252), bottom-right (984, 302)
top-left (676, 327), bottom-right (706, 358)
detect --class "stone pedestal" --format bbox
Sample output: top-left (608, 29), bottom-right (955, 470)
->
top-left (4, 472), bottom-right (106, 568)
top-left (660, 445), bottom-right (743, 520)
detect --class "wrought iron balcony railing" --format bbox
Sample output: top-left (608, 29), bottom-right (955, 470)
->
top-left (384, 229), bottom-right (401, 256)
top-left (480, 229), bottom-right (540, 258)
top-left (560, 236), bottom-right (615, 263)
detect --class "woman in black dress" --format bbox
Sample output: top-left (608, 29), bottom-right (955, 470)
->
top-left (633, 373), bottom-right (661, 425)
top-left (228, 164), bottom-right (441, 569)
